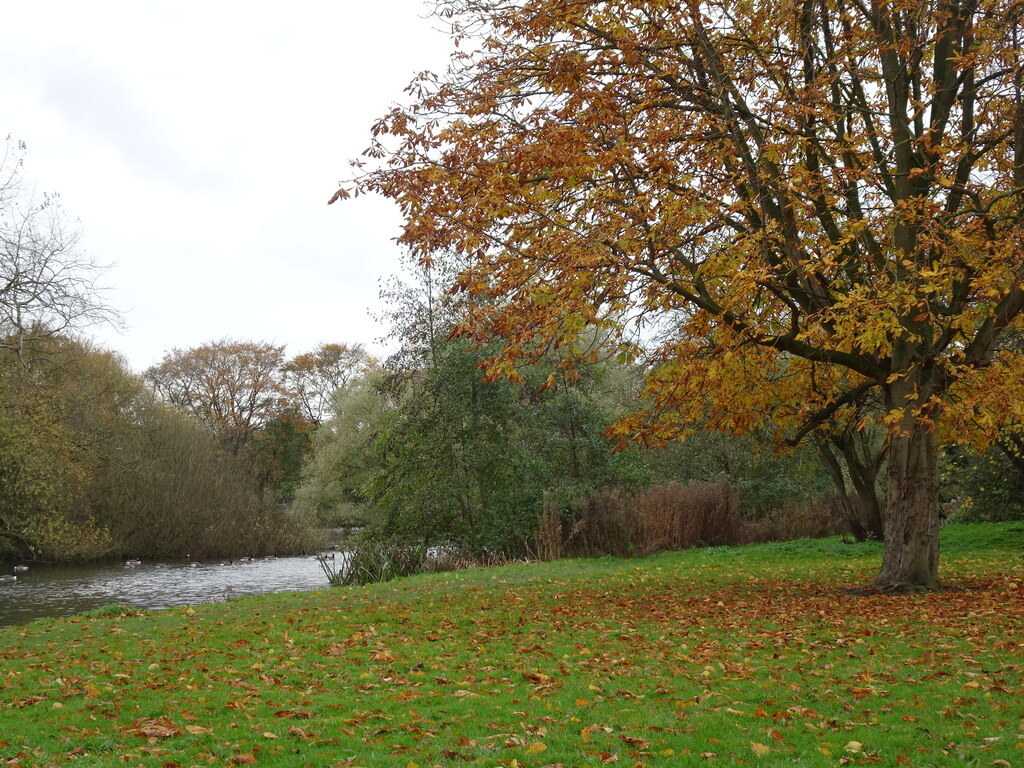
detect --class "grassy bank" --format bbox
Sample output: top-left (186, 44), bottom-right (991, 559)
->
top-left (1, 524), bottom-right (1022, 767)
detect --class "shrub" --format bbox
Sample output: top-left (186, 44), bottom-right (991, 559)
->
top-left (564, 479), bottom-right (741, 557)
top-left (737, 498), bottom-right (845, 544)
top-left (559, 480), bottom-right (841, 558)
top-left (320, 539), bottom-right (428, 587)
top-left (533, 499), bottom-right (563, 561)
top-left (321, 538), bottom-right (527, 587)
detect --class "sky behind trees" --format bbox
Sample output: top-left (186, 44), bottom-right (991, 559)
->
top-left (0, 0), bottom-right (452, 371)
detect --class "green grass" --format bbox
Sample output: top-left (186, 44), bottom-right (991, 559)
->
top-left (1, 523), bottom-right (1022, 767)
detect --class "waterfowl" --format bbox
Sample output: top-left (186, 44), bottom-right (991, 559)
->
top-left (13, 565), bottom-right (28, 572)
top-left (124, 559), bottom-right (141, 567)
top-left (0, 574), bottom-right (16, 582)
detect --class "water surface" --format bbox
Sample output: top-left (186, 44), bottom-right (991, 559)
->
top-left (0, 554), bottom-right (341, 627)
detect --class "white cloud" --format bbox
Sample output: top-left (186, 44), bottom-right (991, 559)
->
top-left (0, 0), bottom-right (452, 371)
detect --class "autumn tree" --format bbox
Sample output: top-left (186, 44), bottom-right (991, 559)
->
top-left (339, 0), bottom-right (1024, 589)
top-left (145, 340), bottom-right (292, 455)
top-left (283, 343), bottom-right (376, 426)
top-left (0, 336), bottom-right (317, 561)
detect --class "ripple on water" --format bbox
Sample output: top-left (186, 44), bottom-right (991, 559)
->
top-left (0, 553), bottom-right (345, 627)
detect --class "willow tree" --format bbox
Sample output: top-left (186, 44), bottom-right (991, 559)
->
top-left (336, 0), bottom-right (1024, 590)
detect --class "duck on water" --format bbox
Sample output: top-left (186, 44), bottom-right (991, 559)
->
top-left (1, 565), bottom-right (28, 582)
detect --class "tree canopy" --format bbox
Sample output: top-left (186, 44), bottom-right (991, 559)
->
top-left (283, 342), bottom-right (376, 426)
top-left (145, 340), bottom-right (292, 456)
top-left (339, 0), bottom-right (1024, 589)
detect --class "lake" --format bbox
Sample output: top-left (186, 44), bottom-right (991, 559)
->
top-left (0, 553), bottom-right (342, 627)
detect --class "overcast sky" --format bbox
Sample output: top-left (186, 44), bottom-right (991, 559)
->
top-left (0, 1), bottom-right (454, 372)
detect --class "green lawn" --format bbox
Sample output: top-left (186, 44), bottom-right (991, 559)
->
top-left (1, 523), bottom-right (1022, 767)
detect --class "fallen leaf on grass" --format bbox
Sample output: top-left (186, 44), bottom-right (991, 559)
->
top-left (523, 672), bottom-right (554, 685)
top-left (127, 717), bottom-right (182, 739)
top-left (751, 742), bottom-right (770, 757)
top-left (619, 735), bottom-right (649, 750)
top-left (12, 696), bottom-right (45, 708)
top-left (526, 742), bottom-right (548, 754)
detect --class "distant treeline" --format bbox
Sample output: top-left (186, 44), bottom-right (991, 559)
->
top-left (0, 337), bottom-right (321, 562)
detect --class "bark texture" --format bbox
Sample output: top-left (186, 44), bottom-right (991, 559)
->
top-left (874, 381), bottom-right (942, 590)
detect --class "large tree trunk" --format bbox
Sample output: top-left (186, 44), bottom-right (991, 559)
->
top-left (874, 381), bottom-right (942, 591)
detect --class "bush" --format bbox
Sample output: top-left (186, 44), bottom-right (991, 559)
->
top-left (547, 480), bottom-right (842, 559)
top-left (942, 445), bottom-right (1024, 523)
top-left (736, 498), bottom-right (845, 544)
top-left (558, 479), bottom-right (741, 557)
top-left (321, 537), bottom-right (525, 587)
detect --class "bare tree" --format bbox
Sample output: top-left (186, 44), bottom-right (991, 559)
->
top-left (0, 137), bottom-right (119, 364)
